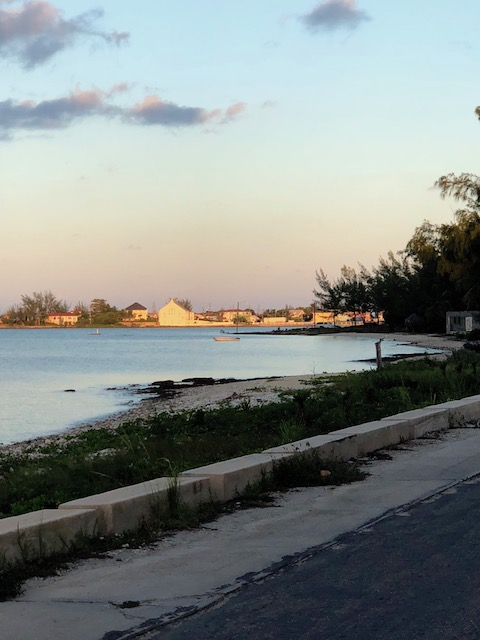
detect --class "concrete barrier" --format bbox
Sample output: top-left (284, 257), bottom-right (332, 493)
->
top-left (263, 432), bottom-right (360, 460)
top-left (0, 508), bottom-right (101, 563)
top-left (59, 476), bottom-right (211, 534)
top-left (328, 418), bottom-right (417, 455)
top-left (381, 406), bottom-right (451, 438)
top-left (3, 393), bottom-right (480, 563)
top-left (435, 395), bottom-right (480, 425)
top-left (181, 453), bottom-right (290, 502)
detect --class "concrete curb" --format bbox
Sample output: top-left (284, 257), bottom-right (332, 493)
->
top-left (1, 394), bottom-right (480, 562)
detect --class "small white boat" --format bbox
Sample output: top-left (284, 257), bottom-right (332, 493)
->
top-left (214, 302), bottom-right (242, 341)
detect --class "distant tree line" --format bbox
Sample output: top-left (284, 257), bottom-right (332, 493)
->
top-left (315, 107), bottom-right (480, 332)
top-left (3, 295), bottom-right (124, 326)
top-left (4, 291), bottom-right (69, 325)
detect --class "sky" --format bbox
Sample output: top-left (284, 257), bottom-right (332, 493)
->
top-left (1, 0), bottom-right (479, 314)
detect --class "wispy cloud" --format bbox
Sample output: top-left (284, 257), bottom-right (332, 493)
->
top-left (0, 88), bottom-right (108, 135)
top-left (301, 0), bottom-right (370, 32)
top-left (0, 1), bottom-right (129, 68)
top-left (127, 96), bottom-right (247, 128)
top-left (0, 86), bottom-right (247, 139)
top-left (223, 102), bottom-right (246, 122)
top-left (129, 95), bottom-right (216, 127)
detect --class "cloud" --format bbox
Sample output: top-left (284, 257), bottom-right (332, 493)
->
top-left (224, 102), bottom-right (246, 122)
top-left (0, 1), bottom-right (129, 68)
top-left (107, 82), bottom-right (130, 96)
top-left (129, 95), bottom-right (214, 127)
top-left (128, 96), bottom-right (246, 128)
top-left (0, 87), bottom-right (113, 136)
top-left (0, 86), bottom-right (247, 138)
top-left (301, 0), bottom-right (370, 32)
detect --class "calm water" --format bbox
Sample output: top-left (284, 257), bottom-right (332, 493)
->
top-left (0, 327), bottom-right (437, 445)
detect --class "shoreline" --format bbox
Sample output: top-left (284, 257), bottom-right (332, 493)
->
top-left (0, 332), bottom-right (462, 458)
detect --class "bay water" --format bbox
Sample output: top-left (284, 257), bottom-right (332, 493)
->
top-left (0, 327), bottom-right (437, 445)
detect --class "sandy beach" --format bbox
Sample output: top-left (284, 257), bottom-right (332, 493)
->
top-left (0, 332), bottom-right (462, 457)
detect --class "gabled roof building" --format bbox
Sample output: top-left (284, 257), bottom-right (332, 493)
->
top-left (124, 302), bottom-right (148, 321)
top-left (158, 298), bottom-right (194, 326)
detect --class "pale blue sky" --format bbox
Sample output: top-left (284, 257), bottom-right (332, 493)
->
top-left (1, 0), bottom-right (479, 313)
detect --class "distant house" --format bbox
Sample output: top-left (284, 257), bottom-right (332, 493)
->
top-left (446, 311), bottom-right (480, 335)
top-left (262, 316), bottom-right (288, 325)
top-left (124, 302), bottom-right (148, 321)
top-left (221, 308), bottom-right (256, 323)
top-left (288, 308), bottom-right (305, 320)
top-left (196, 310), bottom-right (223, 322)
top-left (158, 298), bottom-right (195, 326)
top-left (46, 311), bottom-right (81, 326)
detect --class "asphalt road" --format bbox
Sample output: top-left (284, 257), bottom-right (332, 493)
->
top-left (132, 476), bottom-right (480, 640)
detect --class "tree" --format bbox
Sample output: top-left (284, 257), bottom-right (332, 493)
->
top-left (337, 266), bottom-right (370, 324)
top-left (3, 304), bottom-right (25, 325)
top-left (89, 299), bottom-right (122, 325)
top-left (314, 106), bottom-right (480, 332)
top-left (175, 298), bottom-right (193, 311)
top-left (367, 252), bottom-right (421, 329)
top-left (313, 269), bottom-right (345, 324)
top-left (72, 301), bottom-right (89, 317)
top-left (314, 266), bottom-right (371, 324)
top-left (4, 291), bottom-right (68, 325)
top-left (73, 301), bottom-right (91, 326)
top-left (90, 299), bottom-right (111, 315)
top-left (425, 115), bottom-right (480, 312)
top-left (435, 172), bottom-right (480, 213)
top-left (405, 172), bottom-right (480, 320)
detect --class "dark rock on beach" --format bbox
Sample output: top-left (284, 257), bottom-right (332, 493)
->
top-left (151, 380), bottom-right (175, 389)
top-left (181, 377), bottom-right (215, 386)
top-left (132, 376), bottom-right (239, 399)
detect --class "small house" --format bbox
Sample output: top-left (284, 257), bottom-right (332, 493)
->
top-left (46, 311), bottom-right (81, 326)
top-left (124, 302), bottom-right (148, 321)
top-left (221, 308), bottom-right (256, 323)
top-left (446, 311), bottom-right (480, 335)
top-left (158, 299), bottom-right (194, 326)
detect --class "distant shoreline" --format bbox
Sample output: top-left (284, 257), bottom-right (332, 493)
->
top-left (0, 323), bottom-right (315, 330)
top-left (0, 332), bottom-right (462, 457)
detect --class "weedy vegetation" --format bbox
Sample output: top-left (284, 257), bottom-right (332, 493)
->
top-left (1, 350), bottom-right (479, 520)
top-left (1, 349), bottom-right (480, 599)
top-left (0, 452), bottom-right (365, 602)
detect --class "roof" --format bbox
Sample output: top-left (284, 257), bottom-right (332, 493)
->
top-left (165, 298), bottom-right (192, 312)
top-left (124, 302), bottom-right (147, 311)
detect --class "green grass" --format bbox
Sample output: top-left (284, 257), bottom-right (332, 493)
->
top-left (4, 347), bottom-right (480, 600)
top-left (1, 350), bottom-right (480, 520)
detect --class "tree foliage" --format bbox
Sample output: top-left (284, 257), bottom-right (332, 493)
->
top-left (89, 299), bottom-right (122, 325)
top-left (174, 298), bottom-right (193, 311)
top-left (314, 266), bottom-right (373, 325)
top-left (406, 173), bottom-right (480, 316)
top-left (315, 107), bottom-right (480, 332)
top-left (5, 291), bottom-right (68, 325)
top-left (90, 299), bottom-right (112, 315)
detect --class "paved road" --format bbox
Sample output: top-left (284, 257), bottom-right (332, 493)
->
top-left (5, 427), bottom-right (480, 640)
top-left (134, 476), bottom-right (480, 640)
